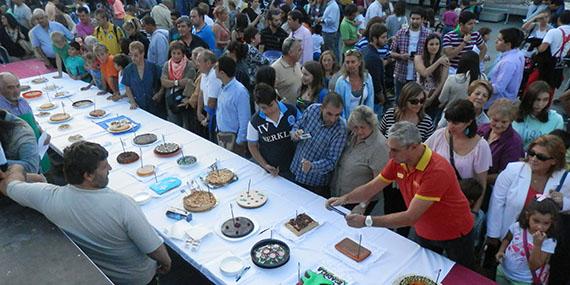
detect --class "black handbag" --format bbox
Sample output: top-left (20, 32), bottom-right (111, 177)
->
top-left (166, 87), bottom-right (185, 114)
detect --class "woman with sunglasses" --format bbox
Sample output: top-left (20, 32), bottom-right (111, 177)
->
top-left (486, 135), bottom-right (570, 278)
top-left (414, 34), bottom-right (449, 122)
top-left (426, 99), bottom-right (492, 211)
top-left (334, 49), bottom-right (374, 119)
top-left (379, 82), bottom-right (435, 142)
top-left (513, 80), bottom-right (564, 149)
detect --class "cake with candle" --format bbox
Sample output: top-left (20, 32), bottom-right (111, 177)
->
top-left (136, 165), bottom-right (155, 177)
top-left (221, 216), bottom-right (254, 238)
top-left (154, 142), bottom-right (180, 156)
top-left (285, 213), bottom-right (318, 237)
top-left (89, 109), bottom-right (106, 118)
top-left (334, 237), bottom-right (370, 262)
top-left (39, 102), bottom-right (56, 110)
top-left (183, 190), bottom-right (216, 212)
top-left (133, 133), bottom-right (157, 146)
top-left (205, 168), bottom-right (235, 186)
top-left (49, 112), bottom-right (70, 123)
top-left (236, 190), bottom-right (267, 209)
top-left (108, 119), bottom-right (132, 132)
top-left (117, 151), bottom-right (139, 164)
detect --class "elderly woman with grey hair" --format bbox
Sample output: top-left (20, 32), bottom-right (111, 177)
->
top-left (330, 105), bottom-right (389, 215)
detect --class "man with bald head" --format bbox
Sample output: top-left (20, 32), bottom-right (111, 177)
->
top-left (29, 9), bottom-right (73, 68)
top-left (0, 72), bottom-right (51, 161)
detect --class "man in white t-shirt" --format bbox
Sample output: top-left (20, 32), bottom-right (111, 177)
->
top-left (365, 0), bottom-right (393, 23)
top-left (197, 49), bottom-right (222, 141)
top-left (538, 10), bottom-right (570, 61)
top-left (0, 141), bottom-right (172, 285)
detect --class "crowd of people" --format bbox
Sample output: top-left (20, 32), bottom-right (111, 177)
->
top-left (1, 0), bottom-right (570, 284)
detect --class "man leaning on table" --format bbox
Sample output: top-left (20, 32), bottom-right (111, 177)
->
top-left (0, 141), bottom-right (171, 285)
top-left (327, 121), bottom-right (475, 269)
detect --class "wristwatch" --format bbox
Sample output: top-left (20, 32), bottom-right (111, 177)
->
top-left (365, 215), bottom-right (373, 227)
top-left (174, 80), bottom-right (179, 87)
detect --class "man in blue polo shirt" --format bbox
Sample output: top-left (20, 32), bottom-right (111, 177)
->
top-left (248, 83), bottom-right (300, 180)
top-left (190, 7), bottom-right (216, 50)
top-left (30, 8), bottom-right (73, 68)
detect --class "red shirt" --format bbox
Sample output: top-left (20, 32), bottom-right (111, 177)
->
top-left (525, 186), bottom-right (540, 206)
top-left (380, 145), bottom-right (474, 241)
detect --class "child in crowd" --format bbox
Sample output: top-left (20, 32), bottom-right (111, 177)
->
top-left (460, 179), bottom-right (485, 247)
top-left (66, 42), bottom-right (89, 82)
top-left (312, 24), bottom-right (324, 61)
top-left (80, 52), bottom-right (105, 92)
top-left (442, 1), bottom-right (458, 35)
top-left (50, 31), bottom-right (69, 79)
top-left (386, 0), bottom-right (407, 38)
top-left (93, 44), bottom-right (120, 100)
top-left (474, 27), bottom-right (492, 73)
top-left (355, 6), bottom-right (366, 36)
top-left (495, 198), bottom-right (559, 285)
top-left (112, 54), bottom-right (130, 98)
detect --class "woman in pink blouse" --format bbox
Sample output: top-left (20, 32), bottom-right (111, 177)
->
top-left (426, 99), bottom-right (493, 211)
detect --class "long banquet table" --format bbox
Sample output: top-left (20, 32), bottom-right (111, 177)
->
top-left (21, 72), bottom-right (494, 285)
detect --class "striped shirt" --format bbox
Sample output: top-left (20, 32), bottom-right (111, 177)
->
top-left (442, 30), bottom-right (484, 69)
top-left (379, 108), bottom-right (435, 142)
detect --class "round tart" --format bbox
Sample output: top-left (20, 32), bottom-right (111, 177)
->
top-left (49, 113), bottom-right (70, 122)
top-left (133, 133), bottom-right (157, 146)
top-left (58, 124), bottom-right (71, 130)
top-left (20, 85), bottom-right (31, 92)
top-left (154, 143), bottom-right (180, 155)
top-left (251, 239), bottom-right (290, 269)
top-left (22, 90), bottom-right (42, 99)
top-left (136, 165), bottom-right (155, 177)
top-left (39, 102), bottom-right (56, 110)
top-left (68, 134), bottom-right (83, 143)
top-left (237, 190), bottom-right (267, 209)
top-left (221, 217), bottom-right (254, 238)
top-left (36, 111), bottom-right (50, 117)
top-left (53, 91), bottom-right (68, 97)
top-left (31, 77), bottom-right (48, 84)
top-left (394, 275), bottom-right (437, 285)
top-left (183, 191), bottom-right (217, 212)
top-left (108, 120), bottom-right (132, 132)
top-left (177, 155), bottom-right (197, 168)
top-left (206, 169), bottom-right (235, 186)
top-left (89, 109), bottom-right (106, 118)
top-left (72, 99), bottom-right (94, 108)
top-left (117, 151), bottom-right (140, 164)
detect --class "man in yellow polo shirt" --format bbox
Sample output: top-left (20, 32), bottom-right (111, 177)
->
top-left (94, 8), bottom-right (125, 55)
top-left (327, 121), bottom-right (475, 269)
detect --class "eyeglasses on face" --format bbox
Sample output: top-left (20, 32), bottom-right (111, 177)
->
top-left (408, 98), bottom-right (426, 105)
top-left (527, 149), bottom-right (552, 161)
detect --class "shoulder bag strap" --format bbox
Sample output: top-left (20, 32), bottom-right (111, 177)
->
top-left (555, 171), bottom-right (569, 192)
top-left (448, 132), bottom-right (463, 180)
top-left (522, 228), bottom-right (546, 285)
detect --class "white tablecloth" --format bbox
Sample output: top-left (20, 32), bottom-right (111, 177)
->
top-left (22, 73), bottom-right (455, 285)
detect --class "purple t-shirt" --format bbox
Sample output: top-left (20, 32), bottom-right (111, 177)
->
top-left (477, 123), bottom-right (525, 175)
top-left (76, 22), bottom-right (94, 38)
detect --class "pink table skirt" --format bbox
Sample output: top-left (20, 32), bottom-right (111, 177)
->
top-left (0, 59), bottom-right (55, 79)
top-left (443, 264), bottom-right (495, 284)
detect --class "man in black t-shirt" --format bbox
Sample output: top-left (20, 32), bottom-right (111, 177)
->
top-left (247, 83), bottom-right (300, 180)
top-left (260, 9), bottom-right (289, 52)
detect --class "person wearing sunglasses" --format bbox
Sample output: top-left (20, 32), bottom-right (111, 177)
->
top-left (486, 135), bottom-right (570, 280)
top-left (426, 99), bottom-right (492, 211)
top-left (334, 48), bottom-right (374, 119)
top-left (513, 80), bottom-right (564, 149)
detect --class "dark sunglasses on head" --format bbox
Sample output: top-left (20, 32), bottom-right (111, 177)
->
top-left (408, 98), bottom-right (426, 105)
top-left (527, 149), bottom-right (552, 161)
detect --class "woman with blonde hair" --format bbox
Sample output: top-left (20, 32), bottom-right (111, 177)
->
top-left (334, 49), bottom-right (374, 119)
top-left (320, 50), bottom-right (340, 90)
top-left (121, 19), bottom-right (149, 56)
top-left (212, 6), bottom-right (230, 57)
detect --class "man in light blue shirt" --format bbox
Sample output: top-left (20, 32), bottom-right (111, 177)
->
top-left (486, 28), bottom-right (525, 109)
top-left (318, 0), bottom-right (340, 60)
top-left (142, 16), bottom-right (169, 67)
top-left (215, 56), bottom-right (251, 156)
top-left (30, 9), bottom-right (73, 68)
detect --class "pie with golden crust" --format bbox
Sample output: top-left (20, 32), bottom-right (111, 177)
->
top-left (136, 165), bottom-right (155, 177)
top-left (206, 169), bottom-right (235, 186)
top-left (49, 113), bottom-right (70, 122)
top-left (108, 120), bottom-right (132, 132)
top-left (89, 109), bottom-right (106, 118)
top-left (183, 191), bottom-right (217, 212)
top-left (117, 151), bottom-right (140, 164)
top-left (39, 102), bottom-right (56, 110)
